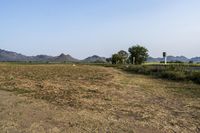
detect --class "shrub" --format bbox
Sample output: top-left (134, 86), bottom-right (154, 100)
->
top-left (187, 71), bottom-right (200, 84)
top-left (120, 64), bottom-right (200, 84)
top-left (160, 71), bottom-right (186, 81)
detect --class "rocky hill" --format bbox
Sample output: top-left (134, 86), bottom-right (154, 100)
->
top-left (53, 53), bottom-right (79, 62)
top-left (83, 55), bottom-right (106, 63)
top-left (147, 56), bottom-right (193, 62)
top-left (0, 49), bottom-right (29, 61)
top-left (0, 49), bottom-right (78, 62)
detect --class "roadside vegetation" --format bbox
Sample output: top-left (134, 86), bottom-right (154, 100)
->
top-left (105, 44), bottom-right (200, 84)
top-left (122, 64), bottom-right (200, 84)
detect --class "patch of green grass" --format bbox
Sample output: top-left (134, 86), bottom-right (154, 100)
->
top-left (0, 87), bottom-right (34, 94)
top-left (173, 87), bottom-right (200, 98)
top-left (13, 88), bottom-right (34, 94)
top-left (166, 84), bottom-right (200, 98)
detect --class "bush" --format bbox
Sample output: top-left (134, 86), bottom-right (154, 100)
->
top-left (123, 65), bottom-right (147, 74)
top-left (121, 64), bottom-right (200, 84)
top-left (187, 71), bottom-right (200, 84)
top-left (160, 71), bottom-right (186, 81)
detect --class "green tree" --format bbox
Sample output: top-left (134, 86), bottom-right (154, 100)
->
top-left (111, 54), bottom-right (123, 64)
top-left (106, 58), bottom-right (112, 63)
top-left (118, 50), bottom-right (128, 64)
top-left (128, 45), bottom-right (149, 65)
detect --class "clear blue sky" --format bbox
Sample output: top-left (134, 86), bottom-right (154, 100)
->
top-left (0, 0), bottom-right (200, 59)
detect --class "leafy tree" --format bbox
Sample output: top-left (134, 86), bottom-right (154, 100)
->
top-left (111, 54), bottom-right (123, 64)
top-left (128, 45), bottom-right (149, 65)
top-left (189, 60), bottom-right (193, 64)
top-left (118, 50), bottom-right (128, 64)
top-left (106, 58), bottom-right (112, 63)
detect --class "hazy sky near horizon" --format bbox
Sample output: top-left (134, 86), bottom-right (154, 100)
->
top-left (0, 0), bottom-right (200, 59)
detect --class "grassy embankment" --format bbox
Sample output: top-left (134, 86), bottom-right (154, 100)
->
top-left (99, 63), bottom-right (200, 84)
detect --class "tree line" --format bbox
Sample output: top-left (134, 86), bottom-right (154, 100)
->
top-left (107, 45), bottom-right (149, 65)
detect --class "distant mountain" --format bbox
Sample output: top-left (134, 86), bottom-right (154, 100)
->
top-left (147, 57), bottom-right (163, 62)
top-left (0, 49), bottom-right (78, 62)
top-left (167, 56), bottom-right (189, 62)
top-left (0, 49), bottom-right (29, 61)
top-left (83, 55), bottom-right (106, 63)
top-left (147, 56), bottom-right (190, 62)
top-left (31, 55), bottom-right (53, 61)
top-left (53, 53), bottom-right (79, 62)
top-left (190, 57), bottom-right (200, 62)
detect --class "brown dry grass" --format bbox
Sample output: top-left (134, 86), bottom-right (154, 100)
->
top-left (0, 63), bottom-right (199, 133)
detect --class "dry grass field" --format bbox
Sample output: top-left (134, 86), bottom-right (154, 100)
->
top-left (0, 63), bottom-right (199, 133)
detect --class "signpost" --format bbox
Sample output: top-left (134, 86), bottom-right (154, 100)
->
top-left (163, 52), bottom-right (167, 64)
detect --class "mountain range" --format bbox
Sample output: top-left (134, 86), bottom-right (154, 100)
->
top-left (147, 56), bottom-right (200, 63)
top-left (83, 55), bottom-right (106, 63)
top-left (0, 49), bottom-right (106, 63)
top-left (0, 49), bottom-right (200, 63)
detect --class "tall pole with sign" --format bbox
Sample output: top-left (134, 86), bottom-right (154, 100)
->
top-left (163, 52), bottom-right (167, 64)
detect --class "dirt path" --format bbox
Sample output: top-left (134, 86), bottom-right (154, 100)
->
top-left (0, 65), bottom-right (199, 133)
